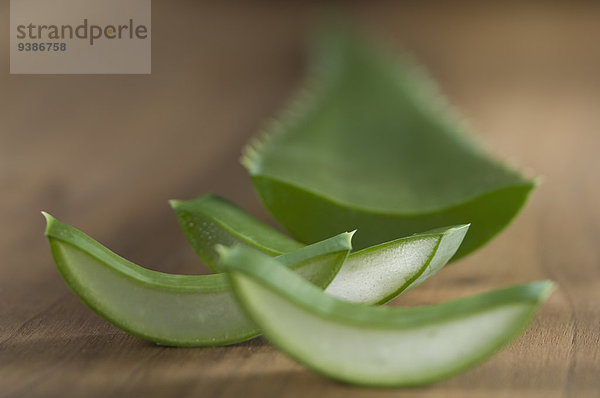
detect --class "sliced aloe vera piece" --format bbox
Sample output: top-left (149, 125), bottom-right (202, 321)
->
top-left (325, 224), bottom-right (468, 304)
top-left (243, 26), bottom-right (535, 259)
top-left (220, 245), bottom-right (553, 387)
top-left (172, 194), bottom-right (469, 304)
top-left (170, 194), bottom-right (303, 272)
top-left (43, 212), bottom-right (351, 346)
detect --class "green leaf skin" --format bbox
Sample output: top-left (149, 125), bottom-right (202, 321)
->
top-left (170, 194), bottom-right (303, 273)
top-left (251, 179), bottom-right (532, 261)
top-left (43, 212), bottom-right (351, 347)
top-left (172, 194), bottom-right (469, 304)
top-left (243, 26), bottom-right (535, 259)
top-left (220, 245), bottom-right (554, 387)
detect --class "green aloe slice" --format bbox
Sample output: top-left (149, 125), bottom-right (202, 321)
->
top-left (43, 212), bottom-right (351, 346)
top-left (325, 225), bottom-right (468, 304)
top-left (172, 194), bottom-right (469, 304)
top-left (220, 245), bottom-right (553, 387)
top-left (242, 26), bottom-right (535, 259)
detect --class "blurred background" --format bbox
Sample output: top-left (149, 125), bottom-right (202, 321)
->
top-left (1, 1), bottom-right (599, 396)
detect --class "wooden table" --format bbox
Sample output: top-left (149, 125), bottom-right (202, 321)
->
top-left (1, 2), bottom-right (598, 397)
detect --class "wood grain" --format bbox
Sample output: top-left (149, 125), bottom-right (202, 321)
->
top-left (1, 1), bottom-right (598, 397)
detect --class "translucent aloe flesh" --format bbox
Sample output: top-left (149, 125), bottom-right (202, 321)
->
top-left (43, 212), bottom-right (352, 346)
top-left (172, 194), bottom-right (469, 304)
top-left (220, 245), bottom-right (553, 387)
top-left (325, 225), bottom-right (468, 304)
top-left (242, 26), bottom-right (535, 259)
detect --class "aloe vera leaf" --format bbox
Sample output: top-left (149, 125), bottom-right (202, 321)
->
top-left (172, 195), bottom-right (469, 304)
top-left (242, 26), bottom-right (535, 259)
top-left (170, 194), bottom-right (303, 273)
top-left (43, 212), bottom-right (351, 347)
top-left (220, 245), bottom-right (553, 387)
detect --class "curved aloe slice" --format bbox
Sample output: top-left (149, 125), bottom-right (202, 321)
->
top-left (242, 26), bottom-right (535, 259)
top-left (172, 194), bottom-right (469, 304)
top-left (325, 225), bottom-right (468, 304)
top-left (220, 245), bottom-right (553, 387)
top-left (43, 212), bottom-right (351, 346)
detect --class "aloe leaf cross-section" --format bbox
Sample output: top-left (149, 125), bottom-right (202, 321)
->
top-left (242, 26), bottom-right (535, 259)
top-left (172, 194), bottom-right (469, 304)
top-left (43, 212), bottom-right (352, 346)
top-left (220, 245), bottom-right (553, 387)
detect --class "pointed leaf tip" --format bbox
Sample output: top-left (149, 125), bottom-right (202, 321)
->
top-left (42, 211), bottom-right (56, 236)
top-left (168, 199), bottom-right (182, 208)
